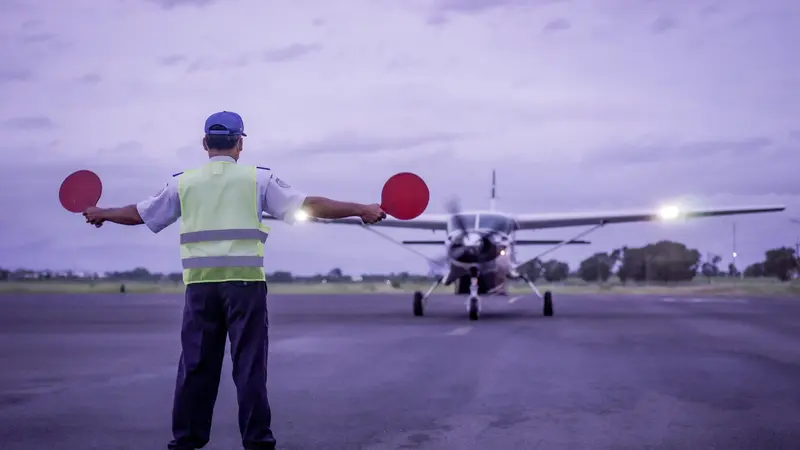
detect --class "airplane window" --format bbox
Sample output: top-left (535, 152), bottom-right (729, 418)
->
top-left (448, 214), bottom-right (477, 231)
top-left (478, 214), bottom-right (513, 233)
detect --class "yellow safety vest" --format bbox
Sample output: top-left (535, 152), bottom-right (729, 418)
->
top-left (176, 161), bottom-right (271, 284)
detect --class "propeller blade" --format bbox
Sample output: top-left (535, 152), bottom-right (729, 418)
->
top-left (445, 197), bottom-right (469, 234)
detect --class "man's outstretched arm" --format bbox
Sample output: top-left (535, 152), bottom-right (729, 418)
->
top-left (301, 196), bottom-right (368, 219)
top-left (261, 172), bottom-right (384, 224)
top-left (86, 205), bottom-right (144, 225)
top-left (84, 180), bottom-right (180, 233)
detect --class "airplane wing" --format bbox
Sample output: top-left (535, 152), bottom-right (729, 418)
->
top-left (401, 239), bottom-right (590, 245)
top-left (513, 205), bottom-right (786, 230)
top-left (261, 213), bottom-right (450, 230)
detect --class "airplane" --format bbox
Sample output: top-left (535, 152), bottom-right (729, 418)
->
top-left (262, 170), bottom-right (786, 321)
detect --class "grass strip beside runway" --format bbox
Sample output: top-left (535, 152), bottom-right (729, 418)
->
top-left (1, 278), bottom-right (798, 297)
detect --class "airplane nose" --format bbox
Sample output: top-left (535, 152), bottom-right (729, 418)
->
top-left (463, 232), bottom-right (482, 247)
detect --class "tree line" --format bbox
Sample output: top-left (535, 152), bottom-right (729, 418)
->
top-left (0, 267), bottom-right (434, 284)
top-left (518, 241), bottom-right (798, 284)
top-left (2, 241), bottom-right (797, 284)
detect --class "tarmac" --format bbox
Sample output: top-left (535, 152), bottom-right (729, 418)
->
top-left (1, 292), bottom-right (799, 450)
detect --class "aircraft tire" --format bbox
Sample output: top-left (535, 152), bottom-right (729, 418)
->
top-left (413, 291), bottom-right (424, 316)
top-left (543, 291), bottom-right (554, 317)
top-left (468, 296), bottom-right (479, 321)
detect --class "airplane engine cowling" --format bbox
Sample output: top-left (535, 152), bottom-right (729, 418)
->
top-left (448, 231), bottom-right (503, 264)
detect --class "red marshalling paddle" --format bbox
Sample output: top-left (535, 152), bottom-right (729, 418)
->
top-left (379, 172), bottom-right (429, 220)
top-left (59, 170), bottom-right (102, 213)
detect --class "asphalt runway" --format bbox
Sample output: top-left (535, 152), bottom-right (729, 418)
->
top-left (1, 292), bottom-right (799, 450)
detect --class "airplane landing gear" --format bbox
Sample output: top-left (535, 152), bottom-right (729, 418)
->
top-left (543, 291), bottom-right (553, 317)
top-left (412, 274), bottom-right (445, 317)
top-left (468, 295), bottom-right (480, 320)
top-left (515, 273), bottom-right (554, 317)
top-left (413, 291), bottom-right (424, 316)
top-left (467, 274), bottom-right (480, 320)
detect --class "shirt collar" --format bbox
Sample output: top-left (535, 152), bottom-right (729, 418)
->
top-left (208, 156), bottom-right (236, 163)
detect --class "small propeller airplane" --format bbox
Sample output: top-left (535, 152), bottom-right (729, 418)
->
top-left (262, 170), bottom-right (786, 321)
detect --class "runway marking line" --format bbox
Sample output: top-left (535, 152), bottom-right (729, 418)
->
top-left (661, 297), bottom-right (749, 304)
top-left (446, 326), bottom-right (473, 336)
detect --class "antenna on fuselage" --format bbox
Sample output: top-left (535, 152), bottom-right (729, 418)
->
top-left (489, 169), bottom-right (497, 211)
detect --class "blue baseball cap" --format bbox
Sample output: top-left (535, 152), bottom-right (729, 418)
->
top-left (204, 111), bottom-right (247, 137)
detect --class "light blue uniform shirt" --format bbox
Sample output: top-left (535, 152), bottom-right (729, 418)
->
top-left (136, 156), bottom-right (307, 234)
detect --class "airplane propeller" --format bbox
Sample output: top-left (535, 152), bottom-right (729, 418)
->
top-left (445, 197), bottom-right (503, 263)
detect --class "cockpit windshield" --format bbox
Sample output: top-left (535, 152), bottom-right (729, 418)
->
top-left (447, 214), bottom-right (478, 232)
top-left (447, 213), bottom-right (514, 234)
top-left (477, 214), bottom-right (514, 234)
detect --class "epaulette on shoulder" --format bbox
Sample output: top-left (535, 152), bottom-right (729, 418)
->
top-left (256, 166), bottom-right (270, 171)
top-left (172, 171), bottom-right (184, 177)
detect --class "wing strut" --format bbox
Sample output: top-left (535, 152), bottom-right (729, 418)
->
top-left (359, 224), bottom-right (443, 266)
top-left (513, 222), bottom-right (606, 272)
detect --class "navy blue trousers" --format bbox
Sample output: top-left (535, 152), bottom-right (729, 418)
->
top-left (168, 281), bottom-right (276, 450)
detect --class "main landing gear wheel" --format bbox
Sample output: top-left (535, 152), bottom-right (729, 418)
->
top-left (543, 291), bottom-right (554, 317)
top-left (468, 296), bottom-right (479, 321)
top-left (413, 291), bottom-right (424, 316)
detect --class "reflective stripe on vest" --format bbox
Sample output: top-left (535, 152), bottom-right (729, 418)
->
top-left (176, 161), bottom-right (270, 284)
top-left (182, 255), bottom-right (265, 269)
top-left (179, 229), bottom-right (269, 244)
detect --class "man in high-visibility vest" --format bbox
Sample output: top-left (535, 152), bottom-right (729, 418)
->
top-left (83, 110), bottom-right (386, 450)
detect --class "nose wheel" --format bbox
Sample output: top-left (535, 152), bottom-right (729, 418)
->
top-left (468, 296), bottom-right (480, 320)
top-left (412, 277), bottom-right (553, 320)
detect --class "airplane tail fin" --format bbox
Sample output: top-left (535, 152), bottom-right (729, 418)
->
top-left (489, 169), bottom-right (496, 211)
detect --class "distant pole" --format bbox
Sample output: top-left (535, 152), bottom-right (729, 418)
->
top-left (790, 219), bottom-right (800, 266)
top-left (787, 219), bottom-right (800, 276)
top-left (489, 169), bottom-right (497, 211)
top-left (732, 222), bottom-right (737, 278)
top-left (791, 219), bottom-right (800, 256)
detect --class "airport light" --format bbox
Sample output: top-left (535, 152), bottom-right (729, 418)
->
top-left (657, 204), bottom-right (681, 220)
top-left (294, 209), bottom-right (309, 221)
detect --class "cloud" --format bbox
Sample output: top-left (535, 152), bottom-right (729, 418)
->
top-left (542, 18), bottom-right (570, 33)
top-left (20, 32), bottom-right (56, 45)
top-left (574, 135), bottom-right (800, 199)
top-left (281, 131), bottom-right (462, 157)
top-left (651, 15), bottom-right (679, 33)
top-left (159, 54), bottom-right (187, 66)
top-left (76, 73), bottom-right (102, 84)
top-left (436, 0), bottom-right (515, 14)
top-left (583, 136), bottom-right (776, 165)
top-left (436, 0), bottom-right (564, 15)
top-left (0, 69), bottom-right (32, 83)
top-left (427, 0), bottom-right (568, 26)
top-left (157, 44), bottom-right (319, 74)
top-left (700, 5), bottom-right (722, 17)
top-left (144, 0), bottom-right (219, 9)
top-left (2, 116), bottom-right (55, 130)
top-left (262, 43), bottom-right (322, 63)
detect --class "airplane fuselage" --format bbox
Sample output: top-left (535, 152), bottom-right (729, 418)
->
top-left (439, 210), bottom-right (518, 294)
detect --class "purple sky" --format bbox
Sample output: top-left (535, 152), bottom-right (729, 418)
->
top-left (1, 0), bottom-right (798, 276)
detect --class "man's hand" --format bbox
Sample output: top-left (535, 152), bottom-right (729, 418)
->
top-left (83, 206), bottom-right (105, 228)
top-left (360, 203), bottom-right (386, 224)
